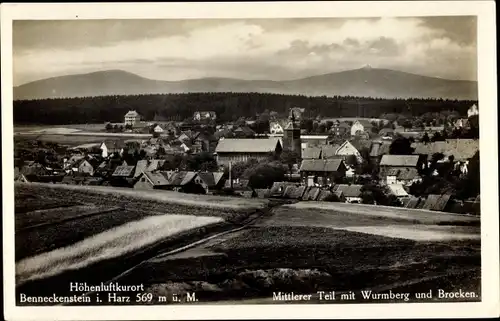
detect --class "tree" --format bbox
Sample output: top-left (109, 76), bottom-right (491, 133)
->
top-left (389, 137), bottom-right (414, 155)
top-left (324, 193), bottom-right (341, 202)
top-left (301, 119), bottom-right (314, 133)
top-left (325, 121), bottom-right (334, 131)
top-left (402, 120), bottom-right (413, 131)
top-left (105, 123), bottom-right (113, 131)
top-left (360, 184), bottom-right (392, 205)
top-left (156, 147), bottom-right (166, 157)
top-left (345, 154), bottom-right (358, 167)
top-left (280, 150), bottom-right (301, 175)
top-left (431, 131), bottom-right (443, 142)
top-left (185, 152), bottom-right (218, 171)
top-left (244, 161), bottom-right (286, 189)
top-left (124, 124), bottom-right (133, 130)
top-left (422, 132), bottom-right (430, 144)
top-left (317, 123), bottom-right (326, 133)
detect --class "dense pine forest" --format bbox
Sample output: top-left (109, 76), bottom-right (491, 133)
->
top-left (14, 92), bottom-right (477, 125)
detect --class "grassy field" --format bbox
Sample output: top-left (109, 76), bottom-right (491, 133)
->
top-left (119, 224), bottom-right (480, 304)
top-left (14, 183), bottom-right (269, 300)
top-left (17, 214), bottom-right (223, 285)
top-left (14, 123), bottom-right (107, 133)
top-left (111, 202), bottom-right (481, 304)
top-left (14, 134), bottom-right (127, 146)
top-left (285, 202), bottom-right (480, 225)
top-left (24, 183), bottom-right (270, 213)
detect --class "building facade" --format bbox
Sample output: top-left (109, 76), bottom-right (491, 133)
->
top-left (215, 138), bottom-right (282, 166)
top-left (124, 110), bottom-right (141, 126)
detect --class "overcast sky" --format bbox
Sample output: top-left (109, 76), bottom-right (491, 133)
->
top-left (13, 16), bottom-right (477, 86)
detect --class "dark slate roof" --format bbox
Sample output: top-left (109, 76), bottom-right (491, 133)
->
top-left (168, 171), bottom-right (198, 186)
top-left (302, 187), bottom-right (321, 201)
top-left (412, 139), bottom-right (479, 161)
top-left (422, 194), bottom-right (452, 211)
top-left (300, 159), bottom-right (344, 172)
top-left (270, 181), bottom-right (295, 196)
top-left (283, 185), bottom-right (306, 199)
top-left (317, 189), bottom-right (333, 201)
top-left (302, 147), bottom-right (322, 159)
top-left (380, 155), bottom-right (420, 167)
top-left (112, 165), bottom-right (136, 177)
top-left (198, 172), bottom-right (224, 188)
top-left (332, 184), bottom-right (363, 198)
top-left (142, 171), bottom-right (170, 186)
top-left (321, 145), bottom-right (341, 159)
top-left (385, 167), bottom-right (420, 180)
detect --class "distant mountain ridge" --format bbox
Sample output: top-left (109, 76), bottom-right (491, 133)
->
top-left (14, 68), bottom-right (478, 100)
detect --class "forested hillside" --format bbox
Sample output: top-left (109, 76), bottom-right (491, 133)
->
top-left (14, 92), bottom-right (477, 125)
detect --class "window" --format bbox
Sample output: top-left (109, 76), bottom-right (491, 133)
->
top-left (141, 178), bottom-right (146, 182)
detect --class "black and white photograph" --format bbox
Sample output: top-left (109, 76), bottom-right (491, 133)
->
top-left (2, 2), bottom-right (498, 320)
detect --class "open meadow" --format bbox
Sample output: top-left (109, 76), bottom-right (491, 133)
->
top-left (110, 201), bottom-right (480, 304)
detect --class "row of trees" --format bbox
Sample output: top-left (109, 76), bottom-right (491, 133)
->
top-left (14, 92), bottom-right (476, 125)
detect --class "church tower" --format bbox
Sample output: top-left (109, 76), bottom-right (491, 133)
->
top-left (283, 107), bottom-right (302, 158)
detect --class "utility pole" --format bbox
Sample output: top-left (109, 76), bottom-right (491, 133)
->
top-left (228, 161), bottom-right (233, 189)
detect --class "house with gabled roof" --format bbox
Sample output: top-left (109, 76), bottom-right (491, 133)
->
top-left (215, 138), bottom-right (282, 166)
top-left (134, 171), bottom-right (171, 190)
top-left (412, 139), bottom-right (479, 162)
top-left (100, 140), bottom-right (126, 158)
top-left (422, 194), bottom-right (453, 212)
top-left (77, 157), bottom-right (100, 176)
top-left (351, 120), bottom-right (374, 136)
top-left (334, 140), bottom-right (363, 163)
top-left (330, 120), bottom-right (351, 137)
top-left (369, 141), bottom-right (392, 164)
top-left (379, 154), bottom-right (427, 186)
top-left (167, 171), bottom-right (208, 194)
top-left (124, 110), bottom-right (141, 126)
top-left (331, 184), bottom-right (363, 203)
top-left (197, 171), bottom-right (225, 191)
top-left (300, 158), bottom-right (347, 187)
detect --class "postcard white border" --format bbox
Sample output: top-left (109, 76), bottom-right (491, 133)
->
top-left (2, 1), bottom-right (498, 320)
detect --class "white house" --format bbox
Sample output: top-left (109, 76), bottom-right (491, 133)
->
top-left (467, 104), bottom-right (479, 118)
top-left (100, 141), bottom-right (125, 158)
top-left (335, 140), bottom-right (363, 163)
top-left (193, 111), bottom-right (216, 121)
top-left (269, 121), bottom-right (285, 134)
top-left (153, 125), bottom-right (164, 134)
top-left (124, 110), bottom-right (141, 126)
top-left (350, 120), bottom-right (374, 136)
